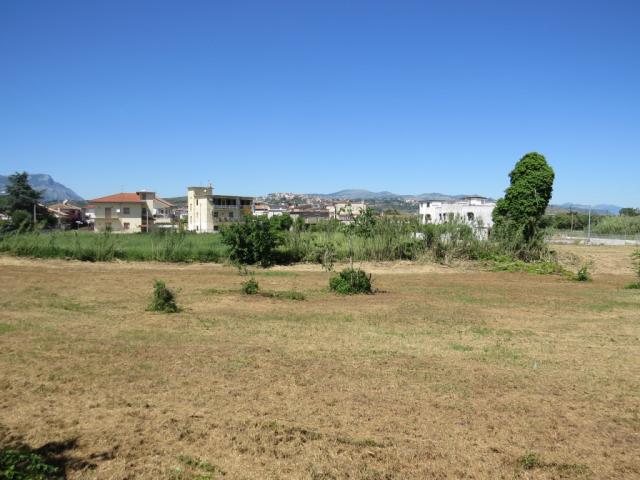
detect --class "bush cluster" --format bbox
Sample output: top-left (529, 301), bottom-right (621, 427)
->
top-left (241, 278), bottom-right (260, 295)
top-left (329, 268), bottom-right (373, 294)
top-left (147, 280), bottom-right (179, 313)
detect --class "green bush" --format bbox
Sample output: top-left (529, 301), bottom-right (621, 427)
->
top-left (329, 268), bottom-right (373, 294)
top-left (0, 448), bottom-right (63, 480)
top-left (147, 280), bottom-right (179, 313)
top-left (241, 278), bottom-right (260, 295)
top-left (221, 216), bottom-right (278, 267)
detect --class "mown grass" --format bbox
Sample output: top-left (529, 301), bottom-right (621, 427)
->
top-left (0, 250), bottom-right (638, 479)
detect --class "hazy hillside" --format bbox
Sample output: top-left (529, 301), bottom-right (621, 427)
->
top-left (0, 173), bottom-right (84, 203)
top-left (309, 189), bottom-right (489, 201)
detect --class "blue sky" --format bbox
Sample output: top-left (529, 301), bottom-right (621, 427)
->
top-left (1, 0), bottom-right (638, 205)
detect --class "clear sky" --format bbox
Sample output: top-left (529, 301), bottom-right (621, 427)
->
top-left (1, 0), bottom-right (638, 205)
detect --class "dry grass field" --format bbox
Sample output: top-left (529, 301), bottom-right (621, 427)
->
top-left (1, 245), bottom-right (639, 479)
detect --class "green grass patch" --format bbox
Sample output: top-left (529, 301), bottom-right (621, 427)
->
top-left (252, 270), bottom-right (299, 277)
top-left (450, 343), bottom-right (473, 352)
top-left (491, 258), bottom-right (567, 275)
top-left (260, 290), bottom-right (306, 301)
top-left (336, 436), bottom-right (387, 448)
top-left (169, 454), bottom-right (226, 479)
top-left (0, 323), bottom-right (17, 335)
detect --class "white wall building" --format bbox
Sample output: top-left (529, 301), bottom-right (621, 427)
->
top-left (419, 196), bottom-right (495, 237)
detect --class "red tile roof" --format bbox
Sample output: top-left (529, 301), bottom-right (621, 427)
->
top-left (89, 193), bottom-right (143, 203)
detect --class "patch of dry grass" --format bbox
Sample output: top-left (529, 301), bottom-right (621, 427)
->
top-left (0, 246), bottom-right (639, 479)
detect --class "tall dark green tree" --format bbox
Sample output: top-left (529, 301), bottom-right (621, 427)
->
top-left (492, 152), bottom-right (555, 245)
top-left (5, 172), bottom-right (43, 212)
top-left (2, 172), bottom-right (56, 229)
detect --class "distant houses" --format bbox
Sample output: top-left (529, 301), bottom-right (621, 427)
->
top-left (46, 200), bottom-right (84, 228)
top-left (327, 201), bottom-right (367, 223)
top-left (88, 191), bottom-right (176, 233)
top-left (253, 200), bottom-right (367, 225)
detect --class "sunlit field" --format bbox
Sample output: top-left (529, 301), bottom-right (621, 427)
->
top-left (1, 245), bottom-right (639, 479)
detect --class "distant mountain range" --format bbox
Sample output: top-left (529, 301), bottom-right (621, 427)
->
top-left (555, 203), bottom-right (621, 215)
top-left (0, 173), bottom-right (84, 203)
top-left (311, 189), bottom-right (488, 201)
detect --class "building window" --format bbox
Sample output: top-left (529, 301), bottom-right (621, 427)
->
top-left (425, 214), bottom-right (432, 223)
top-left (229, 211), bottom-right (234, 218)
top-left (214, 225), bottom-right (219, 231)
top-left (213, 211), bottom-right (218, 218)
top-left (123, 222), bottom-right (130, 230)
top-left (123, 207), bottom-right (130, 215)
top-left (467, 212), bottom-right (475, 221)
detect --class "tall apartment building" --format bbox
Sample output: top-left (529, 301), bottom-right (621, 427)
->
top-left (187, 186), bottom-right (253, 232)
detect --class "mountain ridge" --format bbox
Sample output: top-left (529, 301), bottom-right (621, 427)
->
top-left (0, 173), bottom-right (84, 203)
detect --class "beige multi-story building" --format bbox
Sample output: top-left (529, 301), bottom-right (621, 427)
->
top-left (89, 191), bottom-right (175, 233)
top-left (187, 186), bottom-right (253, 232)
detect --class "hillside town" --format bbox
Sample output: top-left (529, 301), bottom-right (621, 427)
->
top-left (13, 182), bottom-right (497, 237)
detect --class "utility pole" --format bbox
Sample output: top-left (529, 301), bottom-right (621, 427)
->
top-left (33, 203), bottom-right (37, 224)
top-left (587, 206), bottom-right (592, 244)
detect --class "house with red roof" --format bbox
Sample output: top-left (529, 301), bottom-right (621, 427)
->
top-left (89, 191), bottom-right (176, 233)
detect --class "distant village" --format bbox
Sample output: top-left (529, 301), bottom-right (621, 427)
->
top-left (36, 184), bottom-right (496, 235)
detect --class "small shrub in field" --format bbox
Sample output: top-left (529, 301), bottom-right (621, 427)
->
top-left (242, 277), bottom-right (260, 295)
top-left (147, 280), bottom-right (179, 313)
top-left (575, 264), bottom-right (591, 282)
top-left (520, 451), bottom-right (541, 470)
top-left (329, 268), bottom-right (373, 294)
top-left (0, 448), bottom-right (63, 480)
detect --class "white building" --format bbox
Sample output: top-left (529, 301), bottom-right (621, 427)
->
top-left (419, 196), bottom-right (495, 237)
top-left (187, 186), bottom-right (253, 233)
